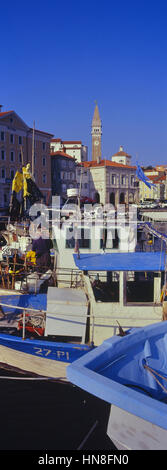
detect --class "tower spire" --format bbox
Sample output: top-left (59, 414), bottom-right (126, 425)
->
top-left (91, 103), bottom-right (102, 161)
top-left (92, 102), bottom-right (101, 126)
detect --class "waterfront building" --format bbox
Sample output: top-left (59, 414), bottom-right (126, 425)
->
top-left (82, 158), bottom-right (138, 206)
top-left (75, 163), bottom-right (90, 199)
top-left (50, 150), bottom-right (77, 203)
top-left (111, 145), bottom-right (132, 166)
top-left (0, 106), bottom-right (53, 207)
top-left (139, 167), bottom-right (166, 201)
top-left (89, 104), bottom-right (139, 205)
top-left (50, 138), bottom-right (88, 163)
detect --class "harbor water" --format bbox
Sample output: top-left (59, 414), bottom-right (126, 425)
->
top-left (0, 369), bottom-right (114, 451)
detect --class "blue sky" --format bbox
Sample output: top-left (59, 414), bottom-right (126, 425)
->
top-left (1, 0), bottom-right (167, 166)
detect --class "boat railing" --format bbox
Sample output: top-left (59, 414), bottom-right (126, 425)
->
top-left (0, 260), bottom-right (84, 291)
top-left (0, 300), bottom-right (96, 342)
top-left (0, 297), bottom-right (163, 343)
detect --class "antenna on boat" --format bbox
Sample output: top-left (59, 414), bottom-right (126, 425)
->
top-left (116, 320), bottom-right (126, 336)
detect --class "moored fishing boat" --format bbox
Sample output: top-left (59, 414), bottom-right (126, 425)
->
top-left (67, 321), bottom-right (167, 450)
top-left (0, 287), bottom-right (94, 380)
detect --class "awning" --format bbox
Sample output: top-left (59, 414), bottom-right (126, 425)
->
top-left (73, 252), bottom-right (166, 272)
top-left (142, 211), bottom-right (167, 222)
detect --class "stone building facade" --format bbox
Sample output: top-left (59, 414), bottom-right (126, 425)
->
top-left (51, 151), bottom-right (77, 203)
top-left (0, 107), bottom-right (53, 207)
top-left (83, 159), bottom-right (138, 206)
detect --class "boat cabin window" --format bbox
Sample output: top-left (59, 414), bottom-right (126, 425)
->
top-left (126, 271), bottom-right (154, 302)
top-left (65, 226), bottom-right (91, 249)
top-left (90, 271), bottom-right (119, 302)
top-left (100, 228), bottom-right (119, 249)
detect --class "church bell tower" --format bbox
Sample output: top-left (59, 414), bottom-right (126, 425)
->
top-left (91, 103), bottom-right (102, 161)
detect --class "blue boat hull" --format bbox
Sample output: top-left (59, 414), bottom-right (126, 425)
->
top-left (0, 333), bottom-right (93, 380)
top-left (0, 292), bottom-right (93, 379)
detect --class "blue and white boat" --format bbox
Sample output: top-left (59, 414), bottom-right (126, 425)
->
top-left (67, 321), bottom-right (167, 449)
top-left (0, 287), bottom-right (94, 380)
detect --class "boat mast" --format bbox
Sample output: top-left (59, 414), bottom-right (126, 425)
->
top-left (32, 120), bottom-right (35, 180)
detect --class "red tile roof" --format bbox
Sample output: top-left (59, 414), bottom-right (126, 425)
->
top-left (82, 159), bottom-right (136, 169)
top-left (112, 151), bottom-right (131, 157)
top-left (147, 174), bottom-right (166, 183)
top-left (0, 110), bottom-right (14, 117)
top-left (50, 150), bottom-right (74, 160)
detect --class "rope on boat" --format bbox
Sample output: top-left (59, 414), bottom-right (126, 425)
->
top-left (143, 363), bottom-right (167, 394)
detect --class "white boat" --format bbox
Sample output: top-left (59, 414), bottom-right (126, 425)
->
top-left (67, 321), bottom-right (167, 450)
top-left (73, 251), bottom-right (164, 343)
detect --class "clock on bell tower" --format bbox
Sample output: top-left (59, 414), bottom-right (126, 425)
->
top-left (91, 103), bottom-right (102, 162)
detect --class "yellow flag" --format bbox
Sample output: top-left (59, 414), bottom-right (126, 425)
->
top-left (22, 164), bottom-right (31, 197)
top-left (26, 250), bottom-right (36, 264)
top-left (12, 171), bottom-right (23, 193)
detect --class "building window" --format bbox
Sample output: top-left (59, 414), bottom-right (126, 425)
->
top-left (120, 192), bottom-right (125, 203)
top-left (42, 142), bottom-right (46, 151)
top-left (111, 174), bottom-right (116, 185)
top-left (1, 168), bottom-right (5, 179)
top-left (94, 192), bottom-right (100, 203)
top-left (4, 194), bottom-right (7, 204)
top-left (65, 226), bottom-right (91, 249)
top-left (110, 192), bottom-right (115, 205)
top-left (43, 156), bottom-right (46, 166)
top-left (42, 174), bottom-right (46, 184)
top-left (131, 175), bottom-right (134, 186)
top-left (1, 150), bottom-right (5, 160)
top-left (10, 169), bottom-right (15, 179)
top-left (18, 152), bottom-right (22, 163)
top-left (121, 175), bottom-right (126, 185)
top-left (1, 131), bottom-right (4, 141)
top-left (10, 151), bottom-right (14, 162)
top-left (19, 136), bottom-right (22, 145)
top-left (61, 171), bottom-right (67, 179)
top-left (10, 134), bottom-right (14, 143)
